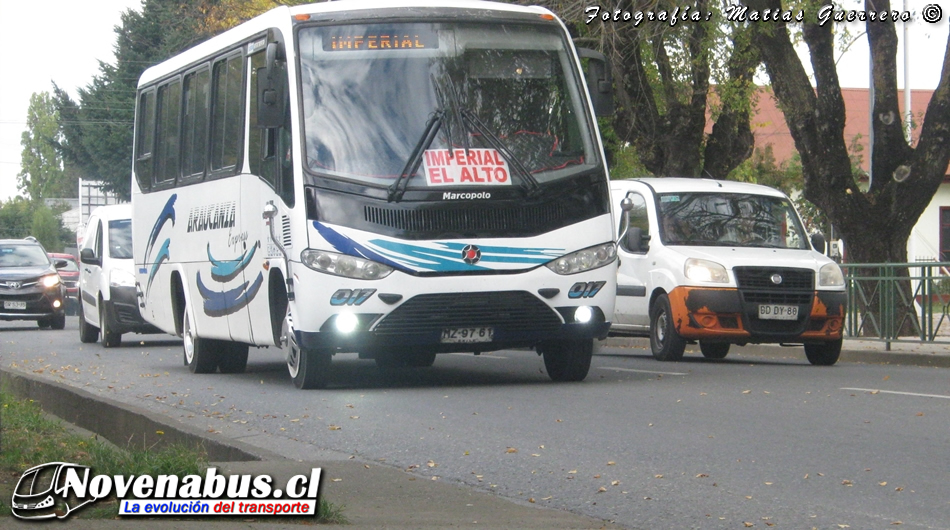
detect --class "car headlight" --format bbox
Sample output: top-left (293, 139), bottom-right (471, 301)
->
top-left (41, 274), bottom-right (61, 288)
top-left (819, 262), bottom-right (845, 287)
top-left (110, 268), bottom-right (136, 288)
top-left (684, 258), bottom-right (729, 283)
top-left (301, 249), bottom-right (394, 280)
top-left (545, 243), bottom-right (617, 275)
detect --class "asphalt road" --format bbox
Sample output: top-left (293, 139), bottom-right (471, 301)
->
top-left (2, 317), bottom-right (949, 529)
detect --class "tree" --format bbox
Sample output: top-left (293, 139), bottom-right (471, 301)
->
top-left (18, 92), bottom-right (72, 201)
top-left (0, 197), bottom-right (35, 239)
top-left (30, 205), bottom-right (64, 253)
top-left (528, 0), bottom-right (760, 179)
top-left (54, 0), bottom-right (308, 200)
top-left (742, 0), bottom-right (950, 266)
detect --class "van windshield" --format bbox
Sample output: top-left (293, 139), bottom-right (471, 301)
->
top-left (657, 192), bottom-right (809, 249)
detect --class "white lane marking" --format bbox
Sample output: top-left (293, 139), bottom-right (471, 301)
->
top-left (449, 353), bottom-right (507, 359)
top-left (842, 388), bottom-right (950, 400)
top-left (600, 367), bottom-right (689, 376)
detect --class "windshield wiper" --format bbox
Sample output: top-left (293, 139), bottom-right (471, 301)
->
top-left (388, 109), bottom-right (444, 202)
top-left (459, 108), bottom-right (541, 197)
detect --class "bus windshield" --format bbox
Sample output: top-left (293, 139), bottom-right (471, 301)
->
top-left (298, 21), bottom-right (598, 190)
top-left (658, 192), bottom-right (809, 250)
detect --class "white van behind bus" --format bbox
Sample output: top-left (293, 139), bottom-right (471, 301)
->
top-left (609, 178), bottom-right (847, 365)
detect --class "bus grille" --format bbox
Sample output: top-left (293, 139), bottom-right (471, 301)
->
top-left (373, 291), bottom-right (561, 335)
top-left (365, 203), bottom-right (566, 234)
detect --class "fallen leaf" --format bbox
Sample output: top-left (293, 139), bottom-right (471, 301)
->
top-left (879, 481), bottom-right (887, 486)
top-left (842, 480), bottom-right (853, 486)
top-left (568, 470), bottom-right (577, 474)
top-left (765, 482), bottom-right (773, 485)
top-left (655, 474), bottom-right (663, 479)
top-left (895, 487), bottom-right (904, 491)
top-left (593, 474), bottom-right (601, 479)
top-left (528, 498), bottom-right (535, 503)
top-left (607, 461), bottom-right (615, 465)
top-left (883, 375), bottom-right (890, 381)
top-left (597, 487), bottom-right (607, 493)
top-left (744, 522), bottom-right (754, 527)
top-left (427, 460), bottom-right (437, 468)
top-left (891, 521), bottom-right (902, 525)
top-left (742, 390), bottom-right (752, 394)
top-left (331, 478), bottom-right (342, 482)
top-left (916, 412), bottom-right (924, 417)
top-left (696, 474), bottom-right (709, 478)
top-left (328, 425), bottom-right (341, 430)
top-left (611, 480), bottom-right (620, 486)
top-left (505, 447), bottom-right (518, 453)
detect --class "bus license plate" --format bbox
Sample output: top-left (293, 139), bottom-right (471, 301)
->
top-left (441, 327), bottom-right (494, 343)
top-left (4, 301), bottom-right (27, 310)
top-left (758, 304), bottom-right (798, 320)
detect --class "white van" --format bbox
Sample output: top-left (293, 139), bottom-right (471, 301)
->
top-left (78, 204), bottom-right (160, 347)
top-left (609, 178), bottom-right (847, 365)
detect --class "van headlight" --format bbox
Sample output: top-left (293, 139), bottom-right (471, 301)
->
top-left (819, 262), bottom-right (845, 287)
top-left (110, 268), bottom-right (136, 288)
top-left (685, 258), bottom-right (729, 283)
top-left (301, 249), bottom-right (394, 280)
top-left (545, 243), bottom-right (617, 275)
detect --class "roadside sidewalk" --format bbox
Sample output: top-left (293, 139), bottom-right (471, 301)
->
top-left (598, 336), bottom-right (950, 368)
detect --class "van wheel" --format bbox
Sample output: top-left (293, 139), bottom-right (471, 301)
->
top-left (804, 339), bottom-right (842, 366)
top-left (650, 294), bottom-right (686, 362)
top-left (183, 304), bottom-right (218, 373)
top-left (78, 300), bottom-right (99, 343)
top-left (541, 339), bottom-right (593, 382)
top-left (700, 341), bottom-right (730, 360)
top-left (100, 304), bottom-right (122, 348)
top-left (218, 342), bottom-right (249, 374)
top-left (283, 308), bottom-right (330, 389)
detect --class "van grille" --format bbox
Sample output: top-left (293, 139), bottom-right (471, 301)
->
top-left (734, 267), bottom-right (814, 290)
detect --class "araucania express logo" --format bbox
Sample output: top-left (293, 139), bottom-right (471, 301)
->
top-left (11, 461), bottom-right (322, 520)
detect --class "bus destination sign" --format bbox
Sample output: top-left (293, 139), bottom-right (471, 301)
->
top-left (324, 28), bottom-right (439, 52)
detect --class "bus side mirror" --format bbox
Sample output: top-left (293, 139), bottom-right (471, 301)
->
top-left (576, 48), bottom-right (613, 117)
top-left (257, 41), bottom-right (286, 129)
top-left (811, 233), bottom-right (827, 254)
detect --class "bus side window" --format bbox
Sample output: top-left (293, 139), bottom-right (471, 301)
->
top-left (249, 45), bottom-right (294, 207)
top-left (210, 54), bottom-right (244, 174)
top-left (134, 90), bottom-right (156, 190)
top-left (181, 67), bottom-right (211, 182)
top-left (155, 79), bottom-right (182, 186)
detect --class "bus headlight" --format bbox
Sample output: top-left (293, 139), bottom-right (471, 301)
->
top-left (301, 249), bottom-right (394, 280)
top-left (545, 243), bottom-right (616, 275)
top-left (819, 262), bottom-right (845, 287)
top-left (685, 258), bottom-right (729, 283)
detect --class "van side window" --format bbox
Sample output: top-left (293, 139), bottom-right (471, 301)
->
top-left (619, 191), bottom-right (649, 252)
top-left (94, 220), bottom-right (104, 258)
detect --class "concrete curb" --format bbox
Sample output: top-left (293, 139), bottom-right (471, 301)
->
top-left (0, 369), bottom-right (281, 462)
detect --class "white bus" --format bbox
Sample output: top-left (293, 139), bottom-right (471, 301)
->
top-left (131, 0), bottom-right (617, 389)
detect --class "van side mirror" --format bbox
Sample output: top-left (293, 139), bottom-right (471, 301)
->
top-left (256, 41), bottom-right (286, 129)
top-left (576, 48), bottom-right (613, 117)
top-left (80, 247), bottom-right (100, 266)
top-left (810, 233), bottom-right (827, 254)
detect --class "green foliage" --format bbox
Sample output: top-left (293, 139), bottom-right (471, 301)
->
top-left (0, 197), bottom-right (34, 239)
top-left (18, 92), bottom-right (72, 202)
top-left (30, 205), bottom-right (65, 252)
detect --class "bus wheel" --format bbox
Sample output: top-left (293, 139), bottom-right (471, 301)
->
top-left (283, 309), bottom-right (329, 389)
top-left (183, 305), bottom-right (218, 373)
top-left (804, 339), bottom-right (842, 366)
top-left (218, 342), bottom-right (249, 374)
top-left (541, 339), bottom-right (593, 382)
top-left (699, 341), bottom-right (730, 360)
top-left (650, 294), bottom-right (686, 362)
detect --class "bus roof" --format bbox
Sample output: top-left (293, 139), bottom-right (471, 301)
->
top-left (137, 0), bottom-right (556, 88)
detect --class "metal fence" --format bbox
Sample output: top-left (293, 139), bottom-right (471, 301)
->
top-left (842, 262), bottom-right (950, 347)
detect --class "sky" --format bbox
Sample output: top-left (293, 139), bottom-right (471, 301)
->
top-left (0, 0), bottom-right (948, 204)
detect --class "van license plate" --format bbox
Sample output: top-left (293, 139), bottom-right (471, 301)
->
top-left (441, 327), bottom-right (494, 343)
top-left (4, 301), bottom-right (27, 310)
top-left (758, 304), bottom-right (798, 320)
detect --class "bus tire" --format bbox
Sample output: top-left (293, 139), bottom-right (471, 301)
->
top-left (218, 342), bottom-right (249, 374)
top-left (283, 308), bottom-right (329, 389)
top-left (541, 339), bottom-right (593, 382)
top-left (78, 299), bottom-right (99, 343)
top-left (650, 294), bottom-right (686, 362)
top-left (183, 304), bottom-right (218, 373)
top-left (700, 341), bottom-right (730, 360)
top-left (804, 339), bottom-right (841, 366)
